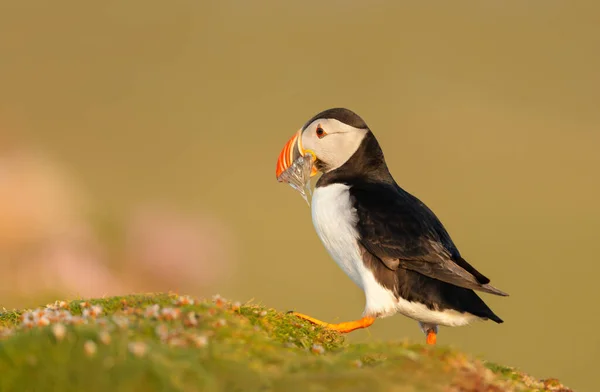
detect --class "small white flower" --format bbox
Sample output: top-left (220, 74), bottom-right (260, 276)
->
top-left (311, 344), bottom-right (325, 355)
top-left (161, 308), bottom-right (180, 321)
top-left (173, 295), bottom-right (194, 306)
top-left (112, 316), bottom-right (129, 329)
top-left (21, 312), bottom-right (34, 328)
top-left (90, 305), bottom-right (103, 318)
top-left (184, 312), bottom-right (198, 327)
top-left (214, 319), bottom-right (226, 327)
top-left (351, 360), bottom-right (363, 368)
top-left (52, 324), bottom-right (67, 341)
top-left (191, 335), bottom-right (208, 348)
top-left (37, 316), bottom-right (50, 327)
top-left (57, 310), bottom-right (72, 322)
top-left (155, 324), bottom-right (169, 340)
top-left (212, 294), bottom-right (225, 306)
top-left (84, 340), bottom-right (97, 357)
top-left (128, 342), bottom-right (147, 357)
top-left (99, 331), bottom-right (111, 345)
top-left (0, 328), bottom-right (14, 339)
top-left (144, 304), bottom-right (160, 319)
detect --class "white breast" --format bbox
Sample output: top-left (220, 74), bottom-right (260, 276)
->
top-left (310, 183), bottom-right (479, 327)
top-left (311, 183), bottom-right (398, 317)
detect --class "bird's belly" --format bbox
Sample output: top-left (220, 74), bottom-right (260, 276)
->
top-left (311, 185), bottom-right (364, 288)
top-left (311, 184), bottom-right (398, 317)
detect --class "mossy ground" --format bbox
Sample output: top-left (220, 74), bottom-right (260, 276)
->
top-left (0, 293), bottom-right (570, 392)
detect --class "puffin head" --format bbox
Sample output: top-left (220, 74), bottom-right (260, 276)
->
top-left (275, 108), bottom-right (373, 179)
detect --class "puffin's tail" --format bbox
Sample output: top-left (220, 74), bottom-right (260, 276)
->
top-left (467, 291), bottom-right (504, 323)
top-left (487, 312), bottom-right (504, 324)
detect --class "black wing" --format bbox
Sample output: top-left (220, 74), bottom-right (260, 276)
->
top-left (350, 181), bottom-right (508, 297)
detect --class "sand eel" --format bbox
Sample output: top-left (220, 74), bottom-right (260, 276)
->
top-left (275, 108), bottom-right (508, 345)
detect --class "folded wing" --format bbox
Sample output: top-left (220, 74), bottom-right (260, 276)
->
top-left (350, 181), bottom-right (508, 297)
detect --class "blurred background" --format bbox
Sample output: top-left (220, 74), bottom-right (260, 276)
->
top-left (1, 1), bottom-right (599, 390)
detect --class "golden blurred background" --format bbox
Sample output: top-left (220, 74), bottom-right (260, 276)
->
top-left (1, 1), bottom-right (599, 390)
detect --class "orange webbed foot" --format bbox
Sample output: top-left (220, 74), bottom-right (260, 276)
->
top-left (289, 312), bottom-right (375, 333)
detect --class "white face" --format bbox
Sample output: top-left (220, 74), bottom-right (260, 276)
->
top-left (300, 118), bottom-right (368, 173)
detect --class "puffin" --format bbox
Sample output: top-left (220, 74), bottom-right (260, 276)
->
top-left (275, 108), bottom-right (508, 345)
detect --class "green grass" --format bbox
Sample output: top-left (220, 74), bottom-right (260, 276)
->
top-left (0, 293), bottom-right (570, 392)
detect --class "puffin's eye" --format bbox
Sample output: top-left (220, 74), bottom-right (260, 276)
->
top-left (316, 126), bottom-right (326, 139)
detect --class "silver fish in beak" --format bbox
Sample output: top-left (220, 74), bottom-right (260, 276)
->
top-left (275, 129), bottom-right (318, 205)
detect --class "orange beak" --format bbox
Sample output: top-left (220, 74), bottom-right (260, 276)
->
top-left (275, 129), bottom-right (318, 179)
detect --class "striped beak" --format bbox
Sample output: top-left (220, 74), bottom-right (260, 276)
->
top-left (275, 129), bottom-right (318, 179)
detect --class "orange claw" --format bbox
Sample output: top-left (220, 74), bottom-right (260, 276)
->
top-left (290, 312), bottom-right (375, 333)
top-left (426, 330), bottom-right (437, 345)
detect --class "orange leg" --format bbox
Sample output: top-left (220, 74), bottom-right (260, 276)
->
top-left (426, 329), bottom-right (437, 345)
top-left (289, 312), bottom-right (375, 333)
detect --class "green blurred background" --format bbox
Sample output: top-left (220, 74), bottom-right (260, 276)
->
top-left (1, 1), bottom-right (599, 390)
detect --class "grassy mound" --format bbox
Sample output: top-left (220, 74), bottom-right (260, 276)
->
top-left (0, 293), bottom-right (570, 392)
